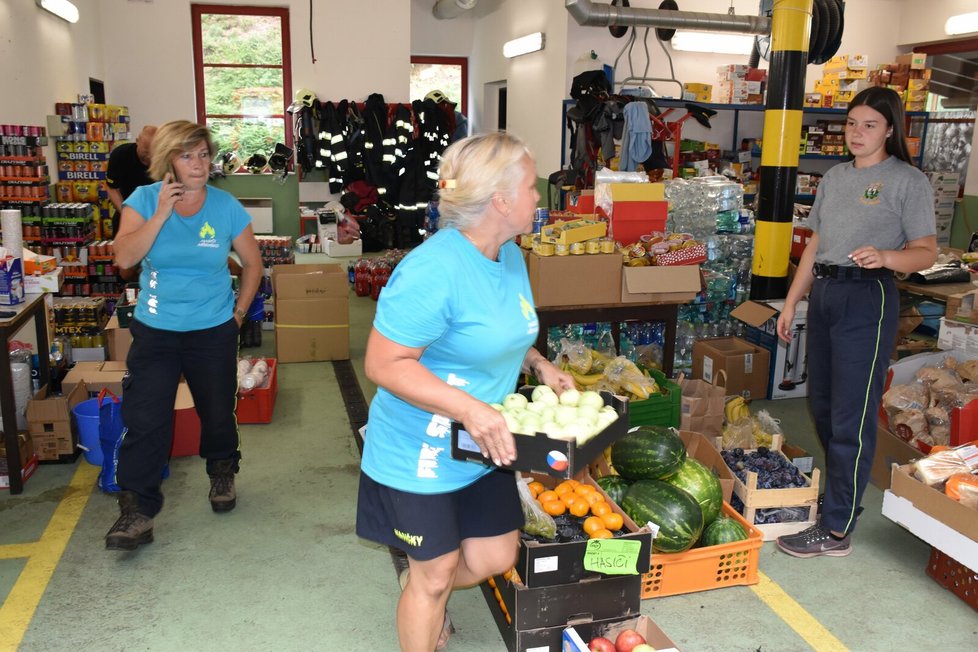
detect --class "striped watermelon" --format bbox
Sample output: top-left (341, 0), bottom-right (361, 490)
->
top-left (595, 475), bottom-right (631, 506)
top-left (610, 426), bottom-right (686, 482)
top-left (662, 458), bottom-right (724, 526)
top-left (621, 479), bottom-right (704, 553)
top-left (701, 516), bottom-right (748, 547)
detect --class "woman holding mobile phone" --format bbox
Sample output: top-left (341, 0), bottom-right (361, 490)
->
top-left (106, 120), bottom-right (262, 551)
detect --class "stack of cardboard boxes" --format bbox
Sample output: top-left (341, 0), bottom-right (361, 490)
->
top-left (927, 171), bottom-right (960, 247)
top-left (869, 52), bottom-right (931, 113)
top-left (811, 54), bottom-right (870, 109)
top-left (272, 264), bottom-right (349, 363)
top-left (714, 65), bottom-right (766, 104)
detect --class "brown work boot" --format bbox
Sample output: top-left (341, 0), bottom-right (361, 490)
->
top-left (105, 492), bottom-right (154, 551)
top-left (208, 459), bottom-right (237, 512)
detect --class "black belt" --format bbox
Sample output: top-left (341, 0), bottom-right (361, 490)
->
top-left (813, 262), bottom-right (893, 280)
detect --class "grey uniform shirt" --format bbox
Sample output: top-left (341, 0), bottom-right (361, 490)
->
top-left (808, 156), bottom-right (935, 266)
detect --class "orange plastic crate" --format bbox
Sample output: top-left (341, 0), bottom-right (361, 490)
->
top-left (641, 501), bottom-right (763, 599)
top-left (925, 547), bottom-right (978, 613)
top-left (236, 359), bottom-right (278, 424)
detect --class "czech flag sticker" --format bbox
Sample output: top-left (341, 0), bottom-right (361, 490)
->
top-left (546, 450), bottom-right (569, 473)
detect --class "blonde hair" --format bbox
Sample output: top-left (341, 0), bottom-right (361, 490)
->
top-left (437, 132), bottom-right (534, 231)
top-left (148, 120), bottom-right (217, 181)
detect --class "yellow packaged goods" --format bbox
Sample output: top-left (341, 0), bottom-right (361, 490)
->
top-left (539, 219), bottom-right (607, 245)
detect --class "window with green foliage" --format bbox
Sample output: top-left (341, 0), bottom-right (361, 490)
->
top-left (191, 5), bottom-right (292, 166)
top-left (410, 56), bottom-right (467, 115)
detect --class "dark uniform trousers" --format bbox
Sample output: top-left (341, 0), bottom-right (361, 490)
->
top-left (117, 317), bottom-right (241, 517)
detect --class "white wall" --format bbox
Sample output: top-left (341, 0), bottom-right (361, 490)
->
top-left (98, 0), bottom-right (411, 130)
top-left (0, 0), bottom-right (104, 124)
top-left (897, 0), bottom-right (978, 46)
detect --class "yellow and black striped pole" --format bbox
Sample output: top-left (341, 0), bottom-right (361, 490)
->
top-left (753, 0), bottom-right (812, 299)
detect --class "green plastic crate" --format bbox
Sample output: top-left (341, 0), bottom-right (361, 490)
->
top-left (628, 367), bottom-right (681, 428)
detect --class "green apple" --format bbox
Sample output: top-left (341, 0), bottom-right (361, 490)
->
top-left (503, 393), bottom-right (528, 411)
top-left (558, 388), bottom-right (581, 406)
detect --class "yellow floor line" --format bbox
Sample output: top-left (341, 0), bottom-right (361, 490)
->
top-left (751, 571), bottom-right (849, 652)
top-left (0, 463), bottom-right (99, 652)
top-left (0, 544), bottom-right (39, 560)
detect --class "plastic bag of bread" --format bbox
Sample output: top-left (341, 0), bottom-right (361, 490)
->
top-left (953, 359), bottom-right (978, 383)
top-left (882, 382), bottom-right (929, 422)
top-left (930, 383), bottom-right (978, 412)
top-left (913, 443), bottom-right (978, 486)
top-left (944, 473), bottom-right (978, 509)
top-left (915, 362), bottom-right (961, 389)
top-left (922, 406), bottom-right (951, 448)
top-left (891, 408), bottom-right (928, 443)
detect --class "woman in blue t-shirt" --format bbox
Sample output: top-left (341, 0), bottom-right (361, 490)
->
top-left (356, 132), bottom-right (574, 650)
top-left (105, 121), bottom-right (262, 551)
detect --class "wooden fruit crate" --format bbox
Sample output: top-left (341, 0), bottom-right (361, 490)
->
top-left (729, 437), bottom-right (820, 541)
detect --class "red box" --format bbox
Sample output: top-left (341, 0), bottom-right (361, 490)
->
top-left (1, 454), bottom-right (38, 490)
top-left (791, 226), bottom-right (813, 259)
top-left (567, 191), bottom-right (594, 214)
top-left (610, 201), bottom-right (668, 244)
top-left (236, 359), bottom-right (278, 424)
top-left (171, 381), bottom-right (201, 457)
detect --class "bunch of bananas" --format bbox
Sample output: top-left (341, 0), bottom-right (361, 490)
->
top-left (564, 351), bottom-right (660, 401)
top-left (724, 396), bottom-right (750, 423)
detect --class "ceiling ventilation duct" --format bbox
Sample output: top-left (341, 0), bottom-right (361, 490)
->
top-left (565, 0), bottom-right (769, 35)
top-left (433, 0), bottom-right (478, 20)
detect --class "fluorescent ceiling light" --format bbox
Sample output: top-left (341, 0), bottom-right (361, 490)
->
top-left (503, 32), bottom-right (545, 58)
top-left (671, 31), bottom-right (754, 55)
top-left (945, 11), bottom-right (978, 36)
top-left (35, 0), bottom-right (79, 24)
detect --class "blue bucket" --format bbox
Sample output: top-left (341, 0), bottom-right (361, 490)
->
top-left (72, 398), bottom-right (103, 466)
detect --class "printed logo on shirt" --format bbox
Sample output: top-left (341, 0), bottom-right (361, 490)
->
top-left (198, 221), bottom-right (219, 248)
top-left (416, 441), bottom-right (443, 479)
top-left (393, 528), bottom-right (423, 548)
top-left (861, 183), bottom-right (883, 205)
top-left (519, 293), bottom-right (539, 335)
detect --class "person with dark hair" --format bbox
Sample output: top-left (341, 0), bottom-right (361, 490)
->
top-left (105, 120), bottom-right (262, 551)
top-left (775, 87), bottom-right (937, 558)
top-left (355, 132), bottom-right (574, 650)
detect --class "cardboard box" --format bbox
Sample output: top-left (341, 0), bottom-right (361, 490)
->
top-left (26, 382), bottom-right (87, 461)
top-left (515, 473), bottom-right (652, 588)
top-left (608, 183), bottom-right (665, 203)
top-left (526, 251), bottom-right (621, 308)
top-left (1, 452), bottom-right (38, 490)
top-left (481, 573), bottom-right (642, 652)
top-left (896, 52), bottom-right (927, 69)
top-left (274, 297), bottom-right (349, 362)
top-left (692, 337), bottom-right (771, 400)
top-left (104, 315), bottom-right (132, 362)
top-left (324, 238), bottom-right (363, 257)
top-left (731, 299), bottom-right (809, 400)
top-left (452, 390), bottom-right (628, 479)
top-left (273, 264), bottom-right (350, 363)
top-left (0, 432), bottom-right (34, 475)
top-left (272, 263), bottom-right (348, 300)
top-left (540, 219), bottom-right (607, 246)
top-left (22, 250), bottom-right (57, 276)
top-left (60, 361), bottom-right (127, 398)
top-left (870, 424), bottom-right (921, 490)
top-left (937, 317), bottom-right (978, 355)
top-left (563, 615), bottom-right (679, 652)
top-left (23, 266), bottom-right (63, 294)
top-left (883, 463), bottom-right (978, 573)
top-left (610, 201), bottom-right (668, 244)
top-left (620, 265), bottom-right (701, 304)
top-left (0, 255), bottom-right (25, 305)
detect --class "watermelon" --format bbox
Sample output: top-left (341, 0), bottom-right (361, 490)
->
top-left (662, 458), bottom-right (724, 526)
top-left (621, 479), bottom-right (704, 553)
top-left (700, 516), bottom-right (748, 547)
top-left (610, 426), bottom-right (686, 482)
top-left (595, 475), bottom-right (631, 506)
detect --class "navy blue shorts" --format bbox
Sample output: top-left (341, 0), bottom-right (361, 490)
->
top-left (356, 469), bottom-right (524, 561)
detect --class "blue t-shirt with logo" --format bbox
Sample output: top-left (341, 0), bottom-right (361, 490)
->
top-left (361, 228), bottom-right (540, 493)
top-left (124, 182), bottom-right (250, 331)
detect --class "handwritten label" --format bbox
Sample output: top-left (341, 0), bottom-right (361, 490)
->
top-left (583, 538), bottom-right (641, 575)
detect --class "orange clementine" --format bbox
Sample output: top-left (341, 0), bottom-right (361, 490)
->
top-left (527, 481), bottom-right (545, 498)
top-left (569, 500), bottom-right (590, 517)
top-left (583, 516), bottom-right (605, 535)
top-left (554, 482), bottom-right (574, 495)
top-left (537, 490), bottom-right (559, 503)
top-left (601, 512), bottom-right (624, 531)
top-left (583, 492), bottom-right (604, 506)
top-left (560, 494), bottom-right (579, 508)
top-left (542, 500), bottom-right (566, 516)
top-left (591, 501), bottom-right (612, 517)
top-left (574, 484), bottom-right (595, 496)
top-left (590, 528), bottom-right (614, 539)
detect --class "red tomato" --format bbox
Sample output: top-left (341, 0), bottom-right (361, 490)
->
top-left (615, 629), bottom-right (647, 652)
top-left (588, 637), bottom-right (616, 652)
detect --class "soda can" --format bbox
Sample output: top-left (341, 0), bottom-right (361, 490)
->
top-left (532, 208), bottom-right (549, 234)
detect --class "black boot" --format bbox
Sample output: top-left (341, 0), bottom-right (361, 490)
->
top-left (105, 491), bottom-right (154, 551)
top-left (208, 459), bottom-right (237, 512)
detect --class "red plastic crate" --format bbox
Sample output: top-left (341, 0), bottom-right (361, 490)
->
top-left (926, 547), bottom-right (978, 613)
top-left (236, 359), bottom-right (278, 424)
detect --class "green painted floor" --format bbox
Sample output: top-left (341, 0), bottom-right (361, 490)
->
top-left (2, 253), bottom-right (977, 651)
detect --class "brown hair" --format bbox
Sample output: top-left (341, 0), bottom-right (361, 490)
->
top-left (148, 120), bottom-right (216, 180)
top-left (847, 87), bottom-right (914, 165)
